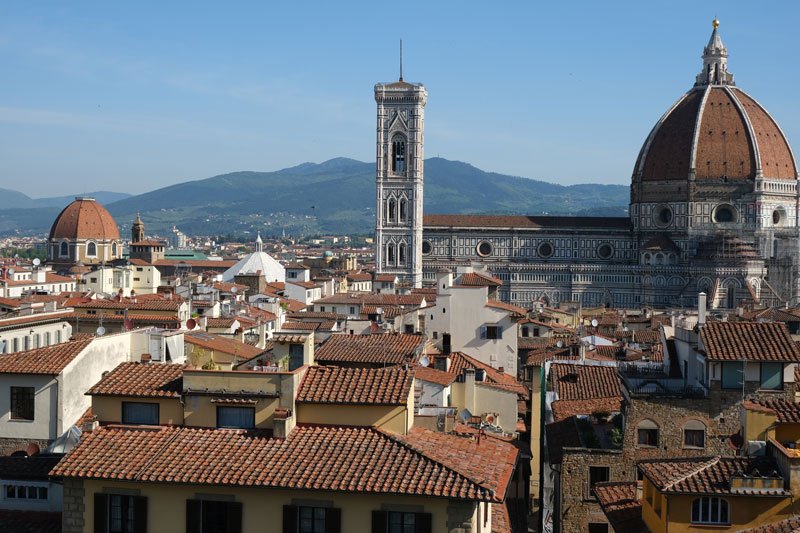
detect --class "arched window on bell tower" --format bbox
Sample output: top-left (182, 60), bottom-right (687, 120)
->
top-left (387, 197), bottom-right (396, 223)
top-left (386, 242), bottom-right (396, 265)
top-left (398, 242), bottom-right (406, 265)
top-left (391, 134), bottom-right (406, 173)
top-left (399, 197), bottom-right (407, 222)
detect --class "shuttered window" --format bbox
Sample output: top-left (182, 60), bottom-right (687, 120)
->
top-left (94, 493), bottom-right (147, 533)
top-left (185, 499), bottom-right (242, 533)
top-left (371, 510), bottom-right (432, 533)
top-left (283, 505), bottom-right (341, 533)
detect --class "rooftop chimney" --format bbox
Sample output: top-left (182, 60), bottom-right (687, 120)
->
top-left (698, 292), bottom-right (707, 325)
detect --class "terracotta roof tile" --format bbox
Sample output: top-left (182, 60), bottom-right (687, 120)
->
top-left (550, 363), bottom-right (623, 401)
top-left (185, 331), bottom-right (264, 360)
top-left (740, 516), bottom-right (800, 532)
top-left (700, 322), bottom-right (800, 362)
top-left (459, 272), bottom-right (502, 287)
top-left (485, 300), bottom-right (527, 316)
top-left (639, 456), bottom-right (787, 495)
top-left (423, 214), bottom-right (631, 230)
top-left (297, 366), bottom-right (412, 405)
top-left (414, 365), bottom-right (457, 386)
top-left (0, 338), bottom-right (91, 375)
top-left (0, 310), bottom-right (74, 330)
top-left (51, 425), bottom-right (513, 502)
top-left (743, 399), bottom-right (800, 424)
top-left (551, 397), bottom-right (624, 422)
top-left (442, 352), bottom-right (528, 397)
top-left (86, 362), bottom-right (185, 398)
top-left (315, 333), bottom-right (425, 365)
top-left (272, 333), bottom-right (309, 343)
top-left (593, 482), bottom-right (648, 533)
top-left (72, 298), bottom-right (183, 311)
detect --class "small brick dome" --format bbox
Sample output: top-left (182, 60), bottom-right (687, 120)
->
top-left (49, 197), bottom-right (120, 241)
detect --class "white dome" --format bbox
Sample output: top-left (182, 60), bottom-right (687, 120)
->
top-left (222, 251), bottom-right (285, 283)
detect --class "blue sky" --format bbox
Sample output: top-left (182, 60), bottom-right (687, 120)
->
top-left (0, 1), bottom-right (798, 196)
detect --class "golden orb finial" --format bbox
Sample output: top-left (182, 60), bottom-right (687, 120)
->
top-left (712, 18), bottom-right (720, 29)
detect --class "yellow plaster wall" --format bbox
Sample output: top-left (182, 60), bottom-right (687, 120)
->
top-left (642, 479), bottom-right (795, 533)
top-left (80, 480), bottom-right (465, 533)
top-left (183, 395), bottom-right (279, 429)
top-left (296, 403), bottom-right (410, 435)
top-left (744, 408), bottom-right (778, 442)
top-left (92, 396), bottom-right (184, 426)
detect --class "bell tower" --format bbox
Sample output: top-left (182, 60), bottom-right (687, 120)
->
top-left (131, 213), bottom-right (145, 243)
top-left (374, 53), bottom-right (427, 288)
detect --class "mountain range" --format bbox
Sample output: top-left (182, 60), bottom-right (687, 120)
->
top-left (0, 158), bottom-right (629, 237)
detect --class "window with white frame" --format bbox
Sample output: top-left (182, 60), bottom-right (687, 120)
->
top-left (691, 497), bottom-right (729, 525)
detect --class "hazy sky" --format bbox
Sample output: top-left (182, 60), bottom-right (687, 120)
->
top-left (1, 1), bottom-right (798, 197)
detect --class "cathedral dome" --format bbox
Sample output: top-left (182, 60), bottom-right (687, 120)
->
top-left (49, 197), bottom-right (121, 241)
top-left (633, 21), bottom-right (797, 188)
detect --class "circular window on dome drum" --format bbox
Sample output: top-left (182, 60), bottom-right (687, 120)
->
top-left (597, 243), bottom-right (614, 260)
top-left (654, 205), bottom-right (673, 227)
top-left (537, 241), bottom-right (554, 259)
top-left (712, 204), bottom-right (737, 223)
top-left (476, 241), bottom-right (492, 257)
top-left (421, 240), bottom-right (432, 255)
top-left (773, 208), bottom-right (786, 227)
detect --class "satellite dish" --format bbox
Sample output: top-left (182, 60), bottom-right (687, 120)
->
top-left (7, 268), bottom-right (14, 276)
top-left (419, 355), bottom-right (430, 367)
top-left (556, 340), bottom-right (564, 348)
top-left (591, 318), bottom-right (599, 328)
top-left (186, 318), bottom-right (197, 330)
top-left (96, 326), bottom-right (106, 337)
top-left (32, 258), bottom-right (41, 267)
top-left (459, 408), bottom-right (472, 422)
top-left (588, 343), bottom-right (596, 351)
top-left (230, 286), bottom-right (237, 294)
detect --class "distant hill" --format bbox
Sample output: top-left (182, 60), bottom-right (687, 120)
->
top-left (0, 158), bottom-right (629, 237)
top-left (0, 189), bottom-right (131, 210)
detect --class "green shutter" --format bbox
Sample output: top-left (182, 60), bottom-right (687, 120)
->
top-left (761, 362), bottom-right (783, 390)
top-left (325, 507), bottom-right (341, 533)
top-left (283, 505), bottom-right (297, 533)
top-left (186, 500), bottom-right (200, 533)
top-left (94, 493), bottom-right (108, 533)
top-left (133, 496), bottom-right (148, 533)
top-left (372, 510), bottom-right (387, 533)
top-left (226, 501), bottom-right (242, 533)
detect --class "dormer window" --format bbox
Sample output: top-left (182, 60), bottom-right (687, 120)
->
top-left (391, 135), bottom-right (406, 173)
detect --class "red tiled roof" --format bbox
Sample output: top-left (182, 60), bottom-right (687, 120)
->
top-left (740, 516), bottom-right (800, 532)
top-left (71, 298), bottom-right (183, 311)
top-left (0, 338), bottom-right (91, 375)
top-left (280, 321), bottom-right (320, 331)
top-left (639, 456), bottom-right (787, 495)
top-left (49, 197), bottom-right (120, 240)
top-left (297, 366), bottom-right (412, 405)
top-left (485, 300), bottom-right (527, 316)
top-left (86, 362), bottom-right (185, 398)
top-left (443, 352), bottom-right (528, 397)
top-left (550, 363), bottom-right (623, 401)
top-left (551, 397), bottom-right (624, 422)
top-left (52, 425), bottom-right (514, 502)
top-left (153, 259), bottom-right (237, 268)
top-left (184, 331), bottom-right (264, 359)
top-left (424, 214), bottom-right (631, 230)
top-left (593, 482), bottom-right (648, 533)
top-left (314, 293), bottom-right (425, 306)
top-left (205, 317), bottom-right (238, 329)
top-left (346, 273), bottom-right (372, 282)
top-left (459, 272), bottom-right (502, 287)
top-left (700, 322), bottom-right (800, 362)
top-left (373, 274), bottom-right (397, 283)
top-left (743, 399), bottom-right (800, 424)
top-left (315, 333), bottom-right (425, 365)
top-left (414, 365), bottom-right (457, 386)
top-left (272, 333), bottom-right (309, 343)
top-left (0, 310), bottom-right (74, 330)
top-left (130, 240), bottom-right (166, 247)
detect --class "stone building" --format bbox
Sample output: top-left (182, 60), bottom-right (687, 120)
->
top-left (377, 21), bottom-right (800, 309)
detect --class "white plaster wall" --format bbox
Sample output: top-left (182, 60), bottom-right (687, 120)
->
top-left (474, 383), bottom-right (518, 434)
top-left (59, 333), bottom-right (134, 434)
top-left (0, 321), bottom-right (72, 354)
top-left (0, 479), bottom-right (62, 512)
top-left (0, 374), bottom-right (57, 440)
top-left (416, 380), bottom-right (447, 408)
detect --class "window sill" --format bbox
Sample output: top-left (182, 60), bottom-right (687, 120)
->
top-left (636, 444), bottom-right (658, 449)
top-left (9, 418), bottom-right (35, 423)
top-left (757, 389), bottom-right (785, 393)
top-left (682, 446), bottom-right (705, 450)
top-left (690, 523), bottom-right (731, 528)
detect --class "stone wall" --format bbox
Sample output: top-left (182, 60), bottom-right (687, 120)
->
top-left (0, 437), bottom-right (51, 456)
top-left (558, 448), bottom-right (623, 533)
top-left (62, 478), bottom-right (85, 533)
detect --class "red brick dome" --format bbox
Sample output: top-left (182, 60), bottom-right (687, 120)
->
top-left (49, 197), bottom-right (120, 241)
top-left (634, 85), bottom-right (797, 183)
